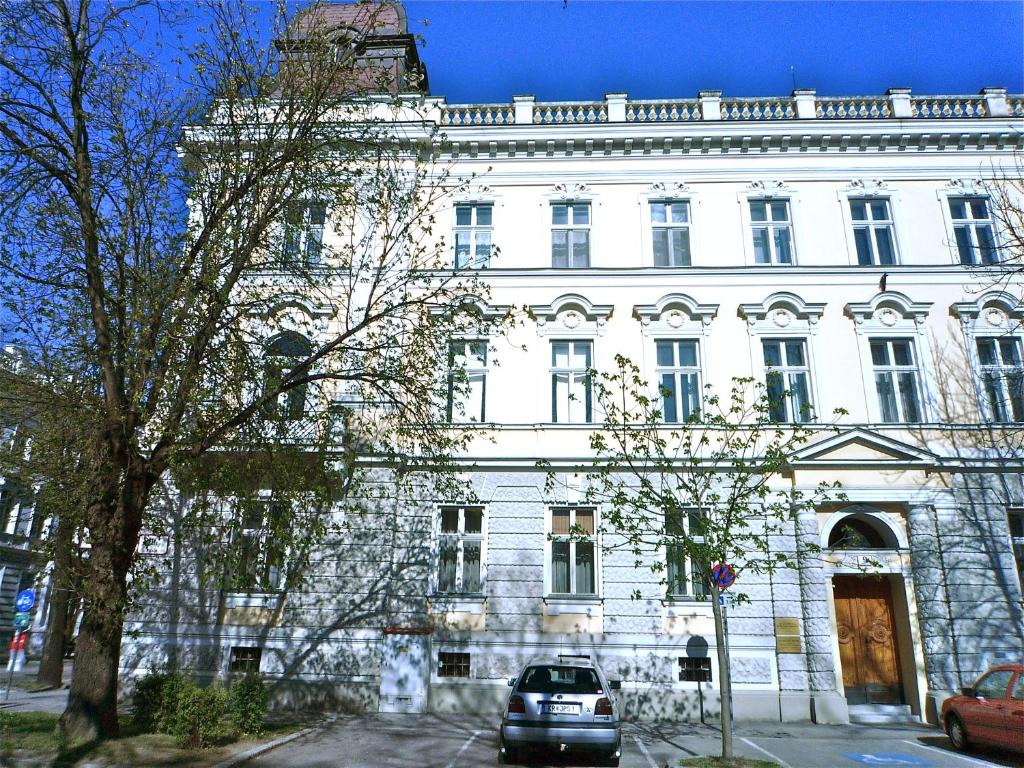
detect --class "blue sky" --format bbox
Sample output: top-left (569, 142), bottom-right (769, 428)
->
top-left (402, 1), bottom-right (1024, 103)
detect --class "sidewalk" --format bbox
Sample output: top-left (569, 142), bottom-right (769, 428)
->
top-left (0, 659), bottom-right (71, 714)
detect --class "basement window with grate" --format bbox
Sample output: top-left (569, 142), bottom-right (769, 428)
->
top-left (679, 657), bottom-right (712, 682)
top-left (438, 651), bottom-right (471, 678)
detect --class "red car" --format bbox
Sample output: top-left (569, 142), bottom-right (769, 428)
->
top-left (942, 665), bottom-right (1024, 754)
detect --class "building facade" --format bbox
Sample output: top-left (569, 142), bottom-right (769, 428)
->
top-left (122, 5), bottom-right (1024, 726)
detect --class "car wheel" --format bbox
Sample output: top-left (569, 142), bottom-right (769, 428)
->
top-left (603, 752), bottom-right (620, 767)
top-left (946, 713), bottom-right (969, 751)
top-left (498, 742), bottom-right (518, 765)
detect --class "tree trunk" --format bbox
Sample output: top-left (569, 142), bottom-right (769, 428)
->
top-left (711, 586), bottom-right (734, 760)
top-left (59, 468), bottom-right (149, 743)
top-left (37, 515), bottom-right (75, 689)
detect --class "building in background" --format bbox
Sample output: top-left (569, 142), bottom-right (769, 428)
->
top-left (122, 2), bottom-right (1024, 727)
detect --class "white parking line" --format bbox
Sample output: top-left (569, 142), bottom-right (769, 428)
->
top-left (903, 739), bottom-right (1004, 767)
top-left (740, 737), bottom-right (793, 768)
top-left (445, 729), bottom-right (482, 768)
top-left (632, 735), bottom-right (659, 768)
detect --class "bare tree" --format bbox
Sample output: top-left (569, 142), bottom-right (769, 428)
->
top-left (0, 0), bottom-right (486, 742)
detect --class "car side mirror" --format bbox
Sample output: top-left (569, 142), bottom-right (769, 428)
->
top-left (961, 686), bottom-right (977, 698)
top-left (609, 680), bottom-right (622, 690)
top-left (507, 677), bottom-right (516, 687)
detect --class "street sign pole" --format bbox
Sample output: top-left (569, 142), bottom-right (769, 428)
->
top-left (6, 589), bottom-right (36, 701)
top-left (4, 631), bottom-right (20, 702)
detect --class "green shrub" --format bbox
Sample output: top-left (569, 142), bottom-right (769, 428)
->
top-left (170, 680), bottom-right (232, 749)
top-left (132, 671), bottom-right (184, 733)
top-left (229, 673), bottom-right (268, 736)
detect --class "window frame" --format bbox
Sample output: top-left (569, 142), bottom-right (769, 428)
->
top-left (550, 202), bottom-right (592, 269)
top-left (747, 198), bottom-right (796, 266)
top-left (453, 202), bottom-right (494, 269)
top-left (649, 199), bottom-right (692, 267)
top-left (1007, 508), bottom-right (1024, 595)
top-left (227, 497), bottom-right (287, 595)
top-left (546, 506), bottom-right (599, 597)
top-left (975, 335), bottom-right (1024, 423)
top-left (761, 337), bottom-right (815, 423)
top-left (665, 508), bottom-right (708, 600)
top-left (654, 338), bottom-right (702, 423)
top-left (281, 200), bottom-right (327, 267)
top-left (868, 337), bottom-right (925, 424)
top-left (550, 339), bottom-right (593, 424)
top-left (435, 505), bottom-right (486, 596)
top-left (437, 650), bottom-right (472, 678)
top-left (848, 197), bottom-right (899, 266)
top-left (937, 189), bottom-right (1002, 266)
top-left (446, 339), bottom-right (488, 423)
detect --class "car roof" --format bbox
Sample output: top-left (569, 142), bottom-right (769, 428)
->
top-left (522, 656), bottom-right (603, 670)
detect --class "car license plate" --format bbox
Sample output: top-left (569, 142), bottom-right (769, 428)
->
top-left (541, 702), bottom-right (579, 715)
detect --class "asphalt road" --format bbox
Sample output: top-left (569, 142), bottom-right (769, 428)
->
top-left (245, 714), bottom-right (1023, 768)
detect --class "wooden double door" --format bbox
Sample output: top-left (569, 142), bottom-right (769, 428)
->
top-left (833, 575), bottom-right (904, 705)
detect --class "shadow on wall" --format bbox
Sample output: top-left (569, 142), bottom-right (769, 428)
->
top-left (121, 468), bottom-right (439, 716)
top-left (907, 324), bottom-right (1024, 690)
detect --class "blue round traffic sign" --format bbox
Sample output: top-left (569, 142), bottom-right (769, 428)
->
top-left (14, 589), bottom-right (35, 612)
top-left (711, 563), bottom-right (736, 589)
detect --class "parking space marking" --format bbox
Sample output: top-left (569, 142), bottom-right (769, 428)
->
top-left (902, 740), bottom-right (1004, 767)
top-left (740, 737), bottom-right (793, 768)
top-left (445, 729), bottom-right (482, 768)
top-left (632, 735), bottom-right (659, 768)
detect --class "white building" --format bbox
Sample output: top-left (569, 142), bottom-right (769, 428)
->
top-left (123, 3), bottom-right (1024, 727)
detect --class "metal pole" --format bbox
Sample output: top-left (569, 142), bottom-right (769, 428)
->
top-left (722, 596), bottom-right (734, 732)
top-left (4, 630), bottom-right (20, 703)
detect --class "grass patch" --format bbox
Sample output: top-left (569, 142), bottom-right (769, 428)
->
top-left (679, 758), bottom-right (780, 768)
top-left (0, 712), bottom-right (305, 767)
top-left (0, 711), bottom-right (62, 756)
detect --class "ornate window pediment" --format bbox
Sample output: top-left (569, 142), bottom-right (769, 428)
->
top-left (633, 293), bottom-right (718, 336)
top-left (738, 292), bottom-right (826, 335)
top-left (951, 291), bottom-right (1023, 332)
top-left (843, 179), bottom-right (891, 196)
top-left (529, 293), bottom-right (613, 337)
top-left (844, 291), bottom-right (932, 332)
top-left (744, 179), bottom-right (793, 195)
top-left (547, 183), bottom-right (592, 200)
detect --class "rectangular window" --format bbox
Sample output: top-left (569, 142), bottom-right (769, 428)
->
top-left (1009, 509), bottom-right (1024, 591)
top-left (977, 337), bottom-right (1024, 423)
top-left (656, 340), bottom-right (701, 422)
top-left (550, 507), bottom-right (596, 596)
top-left (749, 199), bottom-right (794, 265)
top-left (437, 506), bottom-right (484, 594)
top-left (438, 651), bottom-right (471, 678)
top-left (229, 646), bottom-right (262, 674)
top-left (282, 202), bottom-right (326, 265)
top-left (230, 500), bottom-right (286, 592)
top-left (949, 197), bottom-right (998, 265)
top-left (551, 203), bottom-right (591, 268)
top-left (447, 340), bottom-right (487, 423)
top-left (850, 198), bottom-right (896, 266)
top-left (870, 339), bottom-right (923, 423)
top-left (454, 204), bottom-right (493, 269)
top-left (551, 340), bottom-right (593, 423)
top-left (666, 509), bottom-right (707, 599)
top-left (679, 657), bottom-right (713, 682)
top-left (762, 339), bottom-right (813, 422)
top-left (651, 201), bottom-right (691, 267)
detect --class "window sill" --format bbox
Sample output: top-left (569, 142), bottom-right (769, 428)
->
top-left (544, 595), bottom-right (602, 614)
top-left (429, 595), bottom-right (486, 614)
top-left (663, 599), bottom-right (713, 618)
top-left (224, 593), bottom-right (280, 610)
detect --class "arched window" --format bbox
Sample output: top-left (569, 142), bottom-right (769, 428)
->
top-left (264, 332), bottom-right (313, 421)
top-left (828, 517), bottom-right (888, 549)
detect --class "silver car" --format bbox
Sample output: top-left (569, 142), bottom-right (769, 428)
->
top-left (499, 655), bottom-right (622, 766)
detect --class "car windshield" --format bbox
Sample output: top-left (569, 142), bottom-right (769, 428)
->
top-left (518, 665), bottom-right (603, 695)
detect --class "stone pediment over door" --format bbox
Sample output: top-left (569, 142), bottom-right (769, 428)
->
top-left (791, 427), bottom-right (937, 469)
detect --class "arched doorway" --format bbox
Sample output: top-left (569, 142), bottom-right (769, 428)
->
top-left (826, 511), bottom-right (906, 707)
